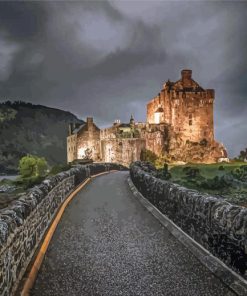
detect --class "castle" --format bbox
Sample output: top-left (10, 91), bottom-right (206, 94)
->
top-left (67, 70), bottom-right (227, 166)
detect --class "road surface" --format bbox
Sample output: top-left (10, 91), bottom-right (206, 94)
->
top-left (31, 171), bottom-right (234, 296)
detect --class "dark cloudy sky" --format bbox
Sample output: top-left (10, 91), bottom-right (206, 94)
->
top-left (0, 1), bottom-right (246, 157)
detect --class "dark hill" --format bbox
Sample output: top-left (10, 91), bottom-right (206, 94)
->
top-left (0, 101), bottom-right (84, 174)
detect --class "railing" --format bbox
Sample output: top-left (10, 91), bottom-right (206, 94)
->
top-left (0, 163), bottom-right (124, 296)
top-left (130, 161), bottom-right (247, 279)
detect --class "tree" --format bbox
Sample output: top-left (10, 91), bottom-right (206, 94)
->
top-left (160, 163), bottom-right (171, 180)
top-left (19, 155), bottom-right (48, 178)
top-left (239, 148), bottom-right (247, 161)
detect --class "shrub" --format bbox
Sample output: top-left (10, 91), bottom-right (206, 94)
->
top-left (231, 166), bottom-right (247, 182)
top-left (183, 166), bottom-right (201, 178)
top-left (19, 155), bottom-right (48, 178)
top-left (201, 176), bottom-right (228, 190)
top-left (158, 163), bottom-right (171, 180)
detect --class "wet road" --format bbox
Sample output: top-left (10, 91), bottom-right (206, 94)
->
top-left (32, 171), bottom-right (234, 296)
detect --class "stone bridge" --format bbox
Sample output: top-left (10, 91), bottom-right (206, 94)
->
top-left (0, 163), bottom-right (246, 296)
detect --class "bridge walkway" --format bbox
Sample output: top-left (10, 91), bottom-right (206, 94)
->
top-left (31, 171), bottom-right (234, 296)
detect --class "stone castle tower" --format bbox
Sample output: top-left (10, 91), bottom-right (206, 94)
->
top-left (145, 69), bottom-right (227, 163)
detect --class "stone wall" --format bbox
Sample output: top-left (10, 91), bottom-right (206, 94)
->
top-left (101, 138), bottom-right (146, 167)
top-left (146, 69), bottom-right (227, 163)
top-left (76, 118), bottom-right (101, 161)
top-left (130, 162), bottom-right (247, 278)
top-left (0, 163), bottom-right (124, 296)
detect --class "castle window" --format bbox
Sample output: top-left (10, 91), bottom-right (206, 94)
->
top-left (189, 120), bottom-right (192, 126)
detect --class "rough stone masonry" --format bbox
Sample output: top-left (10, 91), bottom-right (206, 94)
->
top-left (67, 70), bottom-right (227, 167)
top-left (0, 163), bottom-right (123, 296)
top-left (130, 161), bottom-right (247, 278)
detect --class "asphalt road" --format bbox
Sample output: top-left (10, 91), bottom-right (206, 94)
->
top-left (31, 171), bottom-right (235, 296)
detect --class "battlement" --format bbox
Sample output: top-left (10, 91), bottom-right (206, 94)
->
top-left (206, 89), bottom-right (215, 98)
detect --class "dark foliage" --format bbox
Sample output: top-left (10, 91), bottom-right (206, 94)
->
top-left (158, 163), bottom-right (171, 180)
top-left (14, 175), bottom-right (45, 190)
top-left (201, 176), bottom-right (229, 190)
top-left (183, 166), bottom-right (201, 178)
top-left (0, 101), bottom-right (84, 173)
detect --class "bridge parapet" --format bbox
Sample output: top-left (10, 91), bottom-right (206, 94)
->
top-left (0, 163), bottom-right (124, 296)
top-left (130, 161), bottom-right (247, 279)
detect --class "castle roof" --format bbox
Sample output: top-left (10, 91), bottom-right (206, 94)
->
top-left (119, 123), bottom-right (131, 128)
top-left (172, 79), bottom-right (205, 92)
top-left (163, 70), bottom-right (205, 92)
top-left (72, 123), bottom-right (86, 134)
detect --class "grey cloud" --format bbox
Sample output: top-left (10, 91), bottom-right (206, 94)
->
top-left (0, 1), bottom-right (246, 157)
top-left (0, 2), bottom-right (47, 41)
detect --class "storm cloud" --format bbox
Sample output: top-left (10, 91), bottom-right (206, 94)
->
top-left (0, 0), bottom-right (246, 156)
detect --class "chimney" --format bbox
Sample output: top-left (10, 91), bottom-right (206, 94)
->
top-left (181, 69), bottom-right (192, 81)
top-left (87, 117), bottom-right (93, 124)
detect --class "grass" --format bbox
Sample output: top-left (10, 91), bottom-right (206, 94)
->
top-left (159, 162), bottom-right (247, 207)
top-left (170, 162), bottom-right (246, 179)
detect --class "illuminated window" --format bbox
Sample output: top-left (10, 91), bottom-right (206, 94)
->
top-left (154, 112), bottom-right (161, 124)
top-left (154, 107), bottom-right (164, 124)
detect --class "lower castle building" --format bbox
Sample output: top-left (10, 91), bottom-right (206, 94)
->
top-left (67, 70), bottom-right (227, 166)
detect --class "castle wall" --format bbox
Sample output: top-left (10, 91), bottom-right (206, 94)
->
top-left (147, 92), bottom-right (214, 144)
top-left (144, 124), bottom-right (170, 156)
top-left (101, 138), bottom-right (146, 167)
top-left (67, 134), bottom-right (77, 163)
top-left (170, 91), bottom-right (214, 144)
top-left (145, 70), bottom-right (226, 163)
top-left (77, 118), bottom-right (101, 161)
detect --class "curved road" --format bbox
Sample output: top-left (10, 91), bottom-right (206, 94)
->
top-left (31, 171), bottom-right (234, 296)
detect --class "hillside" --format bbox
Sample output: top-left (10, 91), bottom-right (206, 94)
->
top-left (0, 101), bottom-right (84, 174)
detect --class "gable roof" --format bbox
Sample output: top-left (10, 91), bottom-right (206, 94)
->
top-left (170, 78), bottom-right (205, 92)
top-left (72, 123), bottom-right (86, 134)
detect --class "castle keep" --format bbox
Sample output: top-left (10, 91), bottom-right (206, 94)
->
top-left (67, 70), bottom-right (227, 166)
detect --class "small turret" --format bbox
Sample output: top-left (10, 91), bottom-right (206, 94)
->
top-left (68, 123), bottom-right (73, 135)
top-left (130, 114), bottom-right (135, 127)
